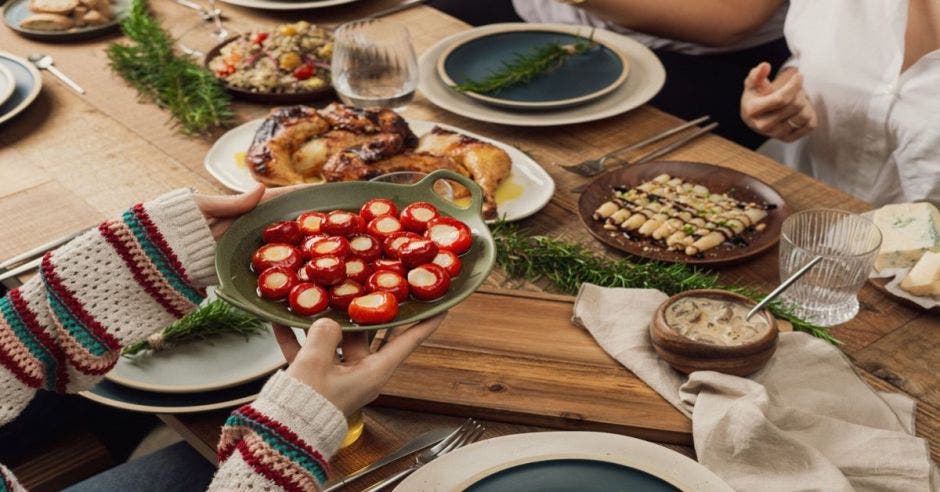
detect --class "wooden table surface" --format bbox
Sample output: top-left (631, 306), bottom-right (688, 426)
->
top-left (1, 1), bottom-right (937, 489)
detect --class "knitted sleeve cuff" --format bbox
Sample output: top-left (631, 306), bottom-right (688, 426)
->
top-left (251, 370), bottom-right (348, 459)
top-left (142, 189), bottom-right (217, 290)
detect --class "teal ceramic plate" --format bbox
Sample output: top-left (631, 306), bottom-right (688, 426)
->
top-left (437, 26), bottom-right (629, 110)
top-left (0, 52), bottom-right (42, 126)
top-left (466, 459), bottom-right (679, 492)
top-left (3, 0), bottom-right (128, 42)
top-left (214, 170), bottom-right (496, 331)
top-left (397, 432), bottom-right (733, 491)
top-left (0, 64), bottom-right (14, 108)
top-left (82, 376), bottom-right (263, 413)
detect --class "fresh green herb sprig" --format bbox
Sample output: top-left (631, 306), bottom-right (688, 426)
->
top-left (107, 0), bottom-right (234, 135)
top-left (453, 33), bottom-right (597, 95)
top-left (491, 222), bottom-right (839, 344)
top-left (122, 300), bottom-right (265, 356)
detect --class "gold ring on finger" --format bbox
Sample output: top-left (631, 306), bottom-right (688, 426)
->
top-left (786, 118), bottom-right (803, 129)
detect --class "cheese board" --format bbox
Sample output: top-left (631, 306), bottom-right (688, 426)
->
top-left (375, 288), bottom-right (692, 444)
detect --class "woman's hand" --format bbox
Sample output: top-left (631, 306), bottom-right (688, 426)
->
top-left (193, 183), bottom-right (310, 239)
top-left (740, 62), bottom-right (818, 142)
top-left (271, 314), bottom-right (447, 416)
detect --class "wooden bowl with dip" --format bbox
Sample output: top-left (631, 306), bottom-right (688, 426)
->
top-left (650, 289), bottom-right (778, 376)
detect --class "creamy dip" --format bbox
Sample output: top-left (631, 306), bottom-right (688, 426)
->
top-left (664, 296), bottom-right (770, 346)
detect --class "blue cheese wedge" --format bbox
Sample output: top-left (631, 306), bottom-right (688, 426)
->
top-left (900, 251), bottom-right (940, 297)
top-left (872, 203), bottom-right (940, 271)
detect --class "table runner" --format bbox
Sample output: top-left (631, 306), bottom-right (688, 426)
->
top-left (572, 283), bottom-right (935, 491)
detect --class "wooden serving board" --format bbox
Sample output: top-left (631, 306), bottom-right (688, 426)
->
top-left (375, 288), bottom-right (692, 445)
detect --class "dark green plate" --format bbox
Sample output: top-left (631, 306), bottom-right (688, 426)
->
top-left (437, 27), bottom-right (629, 110)
top-left (214, 170), bottom-right (495, 331)
top-left (3, 0), bottom-right (128, 42)
top-left (466, 459), bottom-right (680, 492)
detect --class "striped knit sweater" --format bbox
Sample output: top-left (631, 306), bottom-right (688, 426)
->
top-left (0, 189), bottom-right (346, 492)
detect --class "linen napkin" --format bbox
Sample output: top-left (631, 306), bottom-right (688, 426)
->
top-left (572, 283), bottom-right (936, 491)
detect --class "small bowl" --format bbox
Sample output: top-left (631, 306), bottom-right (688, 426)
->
top-left (650, 289), bottom-right (778, 376)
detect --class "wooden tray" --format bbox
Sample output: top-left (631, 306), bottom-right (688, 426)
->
top-left (375, 288), bottom-right (692, 444)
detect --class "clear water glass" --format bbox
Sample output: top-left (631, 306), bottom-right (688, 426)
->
top-left (778, 209), bottom-right (882, 326)
top-left (331, 19), bottom-right (418, 108)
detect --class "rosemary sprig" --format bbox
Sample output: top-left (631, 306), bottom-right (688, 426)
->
top-left (491, 222), bottom-right (839, 344)
top-left (107, 0), bottom-right (234, 135)
top-left (122, 300), bottom-right (265, 356)
top-left (452, 33), bottom-right (597, 95)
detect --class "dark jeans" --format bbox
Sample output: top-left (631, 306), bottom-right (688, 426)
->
top-left (426, 0), bottom-right (791, 150)
top-left (64, 442), bottom-right (216, 492)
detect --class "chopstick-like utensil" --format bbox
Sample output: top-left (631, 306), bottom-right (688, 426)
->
top-left (570, 121), bottom-right (719, 193)
top-left (367, 0), bottom-right (428, 19)
top-left (561, 116), bottom-right (711, 177)
top-left (0, 257), bottom-right (42, 283)
top-left (746, 256), bottom-right (823, 320)
top-left (323, 427), bottom-right (454, 491)
top-left (0, 229), bottom-right (84, 270)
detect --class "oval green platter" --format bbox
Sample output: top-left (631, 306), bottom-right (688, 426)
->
top-left (214, 170), bottom-right (496, 331)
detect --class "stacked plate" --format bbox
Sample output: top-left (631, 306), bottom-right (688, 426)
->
top-left (0, 52), bottom-right (42, 126)
top-left (419, 23), bottom-right (666, 126)
top-left (216, 0), bottom-right (360, 11)
top-left (82, 290), bottom-right (298, 413)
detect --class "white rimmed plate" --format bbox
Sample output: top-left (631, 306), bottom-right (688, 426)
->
top-left (0, 51), bottom-right (42, 126)
top-left (204, 118), bottom-right (555, 223)
top-left (419, 23), bottom-right (665, 127)
top-left (397, 431), bottom-right (732, 491)
top-left (0, 64), bottom-right (15, 108)
top-left (104, 290), bottom-right (305, 393)
top-left (216, 0), bottom-right (360, 11)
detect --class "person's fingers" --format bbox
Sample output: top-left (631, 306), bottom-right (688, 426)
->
top-left (743, 62), bottom-right (772, 93)
top-left (768, 67), bottom-right (798, 91)
top-left (370, 313), bottom-right (447, 373)
top-left (341, 331), bottom-right (371, 364)
top-left (747, 101), bottom-right (804, 134)
top-left (272, 324), bottom-right (302, 363)
top-left (778, 104), bottom-right (818, 142)
top-left (749, 72), bottom-right (803, 116)
top-left (297, 318), bottom-right (344, 363)
top-left (193, 184), bottom-right (265, 219)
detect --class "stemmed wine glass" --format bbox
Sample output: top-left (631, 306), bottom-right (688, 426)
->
top-left (331, 19), bottom-right (418, 108)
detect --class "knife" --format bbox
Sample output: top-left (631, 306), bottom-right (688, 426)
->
top-left (322, 427), bottom-right (452, 491)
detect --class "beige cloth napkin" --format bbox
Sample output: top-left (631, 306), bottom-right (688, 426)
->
top-left (572, 283), bottom-right (936, 491)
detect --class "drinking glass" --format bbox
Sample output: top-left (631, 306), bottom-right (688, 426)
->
top-left (369, 171), bottom-right (454, 200)
top-left (331, 19), bottom-right (418, 108)
top-left (340, 410), bottom-right (365, 448)
top-left (778, 209), bottom-right (882, 326)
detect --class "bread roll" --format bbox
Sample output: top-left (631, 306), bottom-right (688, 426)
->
top-left (20, 12), bottom-right (74, 31)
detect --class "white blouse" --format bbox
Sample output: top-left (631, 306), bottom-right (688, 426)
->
top-left (760, 0), bottom-right (940, 206)
top-left (511, 0), bottom-right (787, 55)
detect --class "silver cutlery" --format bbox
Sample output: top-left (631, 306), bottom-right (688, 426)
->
top-left (0, 257), bottom-right (42, 283)
top-left (562, 115), bottom-right (710, 177)
top-left (323, 427), bottom-right (455, 491)
top-left (367, 0), bottom-right (428, 19)
top-left (361, 419), bottom-right (486, 491)
top-left (746, 256), bottom-right (823, 320)
top-left (0, 229), bottom-right (84, 271)
top-left (28, 54), bottom-right (84, 95)
top-left (570, 121), bottom-right (719, 193)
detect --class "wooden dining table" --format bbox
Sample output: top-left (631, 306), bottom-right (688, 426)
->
top-left (1, 1), bottom-right (937, 490)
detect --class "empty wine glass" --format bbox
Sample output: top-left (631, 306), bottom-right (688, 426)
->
top-left (777, 209), bottom-right (882, 326)
top-left (331, 19), bottom-right (418, 108)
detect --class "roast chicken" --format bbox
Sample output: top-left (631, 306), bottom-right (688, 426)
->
top-left (246, 103), bottom-right (511, 217)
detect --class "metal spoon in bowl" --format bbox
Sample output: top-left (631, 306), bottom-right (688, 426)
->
top-left (746, 255), bottom-right (823, 320)
top-left (28, 54), bottom-right (85, 95)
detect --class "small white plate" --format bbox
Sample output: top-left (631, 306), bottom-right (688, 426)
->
top-left (418, 23), bottom-right (666, 127)
top-left (0, 64), bottom-right (15, 108)
top-left (0, 51), bottom-right (42, 126)
top-left (397, 431), bottom-right (732, 491)
top-left (105, 289), bottom-right (304, 393)
top-left (216, 0), bottom-right (360, 11)
top-left (204, 118), bottom-right (555, 223)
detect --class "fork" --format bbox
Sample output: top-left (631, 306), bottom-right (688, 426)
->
top-left (561, 115), bottom-right (710, 177)
top-left (361, 419), bottom-right (486, 491)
